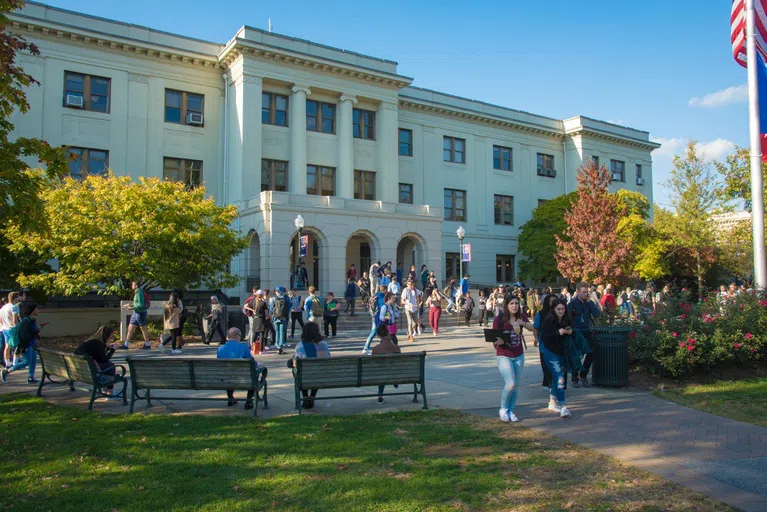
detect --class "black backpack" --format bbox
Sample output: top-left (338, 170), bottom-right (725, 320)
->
top-left (273, 297), bottom-right (287, 319)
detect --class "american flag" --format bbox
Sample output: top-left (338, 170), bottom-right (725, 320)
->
top-left (732, 0), bottom-right (767, 67)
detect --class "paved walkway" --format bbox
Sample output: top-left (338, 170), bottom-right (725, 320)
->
top-left (2, 324), bottom-right (767, 511)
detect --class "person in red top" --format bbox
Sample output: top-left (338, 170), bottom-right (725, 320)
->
top-left (599, 284), bottom-right (617, 323)
top-left (491, 296), bottom-right (533, 423)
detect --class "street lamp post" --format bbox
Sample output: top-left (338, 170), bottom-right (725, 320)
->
top-left (294, 214), bottom-right (305, 289)
top-left (456, 225), bottom-right (465, 281)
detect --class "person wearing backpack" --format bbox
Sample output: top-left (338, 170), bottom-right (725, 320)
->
top-left (1, 302), bottom-right (45, 384)
top-left (242, 286), bottom-right (258, 347)
top-left (0, 292), bottom-right (22, 368)
top-left (119, 280), bottom-right (152, 350)
top-left (304, 286), bottom-right (325, 332)
top-left (270, 286), bottom-right (290, 354)
top-left (378, 292), bottom-right (399, 344)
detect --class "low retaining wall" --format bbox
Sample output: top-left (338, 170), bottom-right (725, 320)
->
top-left (38, 308), bottom-right (120, 337)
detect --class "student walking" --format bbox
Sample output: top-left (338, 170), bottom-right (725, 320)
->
top-left (1, 303), bottom-right (44, 384)
top-left (288, 290), bottom-right (304, 339)
top-left (323, 292), bottom-right (340, 338)
top-left (379, 293), bottom-right (399, 344)
top-left (400, 280), bottom-right (422, 342)
top-left (462, 291), bottom-right (475, 326)
top-left (407, 264), bottom-right (417, 284)
top-left (346, 264), bottom-right (357, 282)
top-left (492, 296), bottom-right (533, 423)
top-left (369, 261), bottom-right (381, 293)
top-left (344, 279), bottom-right (358, 315)
top-left (443, 278), bottom-right (458, 314)
top-left (540, 301), bottom-right (574, 418)
top-left (426, 288), bottom-right (443, 336)
top-left (119, 281), bottom-right (152, 350)
top-left (420, 265), bottom-right (429, 291)
top-left (362, 286), bottom-right (386, 354)
top-left (533, 294), bottom-right (562, 409)
top-left (0, 292), bottom-right (22, 368)
top-left (160, 292), bottom-right (184, 354)
top-left (568, 282), bottom-right (601, 387)
top-left (204, 296), bottom-right (226, 345)
top-left (478, 290), bottom-right (489, 327)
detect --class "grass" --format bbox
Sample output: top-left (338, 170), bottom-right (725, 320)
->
top-left (654, 377), bottom-right (767, 427)
top-left (0, 394), bottom-right (734, 512)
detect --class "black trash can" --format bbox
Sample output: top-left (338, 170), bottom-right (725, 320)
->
top-left (228, 310), bottom-right (248, 339)
top-left (591, 326), bottom-right (630, 387)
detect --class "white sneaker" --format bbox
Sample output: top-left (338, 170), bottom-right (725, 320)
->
top-left (509, 412), bottom-right (520, 423)
top-left (262, 345), bottom-right (272, 351)
top-left (361, 349), bottom-right (371, 355)
top-left (158, 343), bottom-right (165, 353)
top-left (499, 408), bottom-right (510, 422)
top-left (171, 349), bottom-right (182, 355)
top-left (560, 406), bottom-right (572, 418)
top-left (548, 401), bottom-right (562, 413)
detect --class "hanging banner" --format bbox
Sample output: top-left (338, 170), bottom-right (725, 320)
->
top-left (299, 235), bottom-right (309, 257)
top-left (461, 243), bottom-right (471, 262)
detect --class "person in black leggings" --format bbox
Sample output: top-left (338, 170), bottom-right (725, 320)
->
top-left (288, 290), bottom-right (304, 338)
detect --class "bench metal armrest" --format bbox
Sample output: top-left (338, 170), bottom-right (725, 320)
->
top-left (96, 363), bottom-right (127, 378)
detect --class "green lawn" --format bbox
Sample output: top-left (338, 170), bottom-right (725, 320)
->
top-left (655, 377), bottom-right (767, 427)
top-left (0, 394), bottom-right (734, 512)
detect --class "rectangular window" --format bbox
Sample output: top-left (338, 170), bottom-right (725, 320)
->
top-left (66, 147), bottom-right (109, 178)
top-left (399, 129), bottom-right (413, 156)
top-left (261, 159), bottom-right (289, 192)
top-left (592, 156), bottom-right (600, 168)
top-left (353, 109), bottom-right (376, 140)
top-left (537, 153), bottom-right (555, 176)
top-left (494, 195), bottom-right (514, 225)
top-left (306, 100), bottom-right (335, 134)
top-left (353, 170), bottom-right (376, 200)
top-left (399, 183), bottom-right (413, 204)
top-left (636, 164), bottom-right (643, 178)
top-left (261, 92), bottom-right (289, 126)
top-left (496, 255), bottom-right (515, 283)
top-left (493, 145), bottom-right (512, 171)
top-left (611, 159), bottom-right (626, 182)
top-left (163, 157), bottom-right (203, 188)
top-left (444, 188), bottom-right (467, 222)
top-left (164, 89), bottom-right (204, 126)
top-left (446, 252), bottom-right (467, 280)
top-left (537, 199), bottom-right (549, 208)
top-left (306, 165), bottom-right (336, 196)
top-left (64, 71), bottom-right (110, 113)
top-left (443, 136), bottom-right (465, 163)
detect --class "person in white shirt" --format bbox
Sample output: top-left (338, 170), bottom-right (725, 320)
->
top-left (369, 261), bottom-right (381, 294)
top-left (400, 280), bottom-right (422, 342)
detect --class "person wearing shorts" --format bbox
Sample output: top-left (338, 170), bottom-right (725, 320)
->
top-left (120, 281), bottom-right (151, 350)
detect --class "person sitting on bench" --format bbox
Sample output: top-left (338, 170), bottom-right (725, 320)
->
top-left (292, 322), bottom-right (330, 410)
top-left (371, 324), bottom-right (400, 404)
top-left (217, 327), bottom-right (257, 410)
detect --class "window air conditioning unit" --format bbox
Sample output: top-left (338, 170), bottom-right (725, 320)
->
top-left (65, 94), bottom-right (84, 108)
top-left (612, 173), bottom-right (623, 181)
top-left (545, 169), bottom-right (556, 178)
top-left (186, 112), bottom-right (204, 125)
top-left (636, 177), bottom-right (645, 186)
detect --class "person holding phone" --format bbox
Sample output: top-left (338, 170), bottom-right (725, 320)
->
top-left (540, 302), bottom-right (574, 418)
top-left (492, 296), bottom-right (533, 423)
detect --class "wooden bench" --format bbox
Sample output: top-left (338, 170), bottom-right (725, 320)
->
top-left (293, 352), bottom-right (427, 415)
top-left (126, 358), bottom-right (268, 417)
top-left (36, 348), bottom-right (128, 409)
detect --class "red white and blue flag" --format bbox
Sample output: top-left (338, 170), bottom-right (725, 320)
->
top-left (732, 0), bottom-right (767, 160)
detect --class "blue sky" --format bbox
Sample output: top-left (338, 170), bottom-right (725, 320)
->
top-left (38, 0), bottom-right (746, 208)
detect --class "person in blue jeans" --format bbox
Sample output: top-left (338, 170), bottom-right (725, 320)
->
top-left (1, 303), bottom-right (44, 384)
top-left (533, 294), bottom-right (562, 409)
top-left (568, 282), bottom-right (601, 387)
top-left (540, 302), bottom-right (574, 418)
top-left (362, 285), bottom-right (387, 354)
top-left (217, 327), bottom-right (257, 410)
top-left (492, 296), bottom-right (532, 423)
top-left (269, 286), bottom-right (290, 354)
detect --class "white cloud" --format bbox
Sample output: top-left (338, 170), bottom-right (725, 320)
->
top-left (696, 138), bottom-right (737, 160)
top-left (688, 84), bottom-right (748, 108)
top-left (650, 137), bottom-right (687, 157)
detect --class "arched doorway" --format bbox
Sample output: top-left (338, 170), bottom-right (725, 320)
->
top-left (346, 230), bottom-right (379, 281)
top-left (289, 227), bottom-right (325, 290)
top-left (246, 230), bottom-right (260, 292)
top-left (396, 233), bottom-right (427, 281)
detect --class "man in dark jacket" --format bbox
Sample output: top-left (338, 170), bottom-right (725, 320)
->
top-left (568, 282), bottom-right (601, 387)
top-left (344, 279), bottom-right (358, 316)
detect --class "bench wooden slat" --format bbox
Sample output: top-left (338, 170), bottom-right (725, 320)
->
top-left (64, 356), bottom-right (95, 384)
top-left (42, 357), bottom-right (70, 379)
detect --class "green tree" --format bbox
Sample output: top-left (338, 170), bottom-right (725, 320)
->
top-left (517, 192), bottom-right (576, 282)
top-left (615, 190), bottom-right (670, 280)
top-left (714, 145), bottom-right (767, 210)
top-left (7, 174), bottom-right (249, 295)
top-left (0, 0), bottom-right (68, 287)
top-left (664, 142), bottom-right (722, 299)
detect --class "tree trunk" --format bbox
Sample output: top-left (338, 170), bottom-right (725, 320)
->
top-left (696, 251), bottom-right (703, 302)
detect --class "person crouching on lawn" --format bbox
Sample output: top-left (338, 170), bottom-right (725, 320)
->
top-left (217, 327), bottom-right (256, 410)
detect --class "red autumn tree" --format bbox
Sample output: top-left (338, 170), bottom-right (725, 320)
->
top-left (555, 159), bottom-right (632, 284)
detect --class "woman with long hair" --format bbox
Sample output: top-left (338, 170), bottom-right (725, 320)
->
top-left (540, 301), bottom-right (574, 418)
top-left (1, 303), bottom-right (44, 384)
top-left (204, 296), bottom-right (226, 345)
top-left (160, 292), bottom-right (183, 354)
top-left (533, 294), bottom-right (561, 408)
top-left (74, 325), bottom-right (118, 394)
top-left (491, 296), bottom-right (533, 422)
top-left (426, 288), bottom-right (443, 336)
top-left (292, 321), bottom-right (331, 409)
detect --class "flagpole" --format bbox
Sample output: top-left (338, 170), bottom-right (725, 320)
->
top-left (746, 0), bottom-right (767, 289)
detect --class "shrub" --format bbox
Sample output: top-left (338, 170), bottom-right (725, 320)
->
top-left (627, 289), bottom-right (766, 377)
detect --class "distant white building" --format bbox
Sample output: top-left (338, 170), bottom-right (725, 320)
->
top-left (9, 2), bottom-right (659, 299)
top-left (713, 211), bottom-right (752, 233)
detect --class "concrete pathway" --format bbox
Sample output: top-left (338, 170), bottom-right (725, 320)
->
top-left (3, 323), bottom-right (767, 511)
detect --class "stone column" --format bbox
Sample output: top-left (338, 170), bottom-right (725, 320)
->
top-left (230, 72), bottom-right (262, 202)
top-left (376, 101), bottom-right (399, 203)
top-left (289, 85), bottom-right (311, 195)
top-left (338, 94), bottom-right (357, 198)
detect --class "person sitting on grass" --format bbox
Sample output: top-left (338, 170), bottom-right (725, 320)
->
top-left (371, 323), bottom-right (400, 404)
top-left (217, 327), bottom-right (257, 410)
top-left (291, 321), bottom-right (330, 410)
top-left (74, 325), bottom-right (119, 397)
